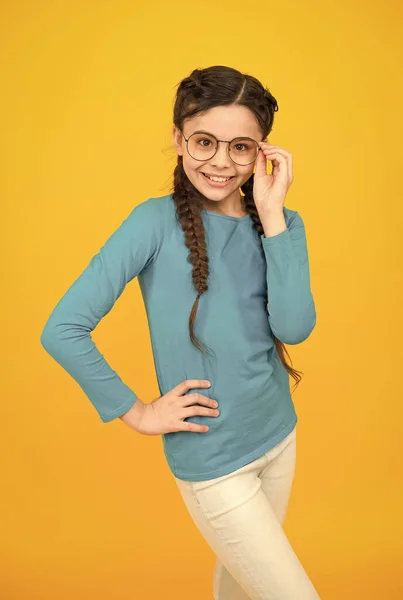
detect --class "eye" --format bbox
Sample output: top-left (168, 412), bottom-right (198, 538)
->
top-left (234, 143), bottom-right (250, 152)
top-left (197, 138), bottom-right (213, 147)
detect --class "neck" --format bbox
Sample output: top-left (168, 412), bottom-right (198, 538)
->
top-left (202, 193), bottom-right (247, 217)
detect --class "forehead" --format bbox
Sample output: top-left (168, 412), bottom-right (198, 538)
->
top-left (184, 104), bottom-right (262, 139)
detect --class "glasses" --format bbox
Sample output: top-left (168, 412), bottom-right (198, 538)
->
top-left (181, 131), bottom-right (260, 166)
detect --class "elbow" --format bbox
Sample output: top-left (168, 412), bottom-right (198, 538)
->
top-left (40, 322), bottom-right (58, 356)
top-left (282, 320), bottom-right (316, 345)
top-left (271, 307), bottom-right (317, 345)
top-left (40, 315), bottom-right (66, 357)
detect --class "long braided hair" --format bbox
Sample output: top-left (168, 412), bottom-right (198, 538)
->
top-left (170, 65), bottom-right (303, 391)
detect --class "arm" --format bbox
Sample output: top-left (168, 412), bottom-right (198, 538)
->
top-left (40, 198), bottom-right (162, 423)
top-left (260, 209), bottom-right (316, 345)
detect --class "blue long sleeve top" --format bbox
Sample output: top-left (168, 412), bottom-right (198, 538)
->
top-left (40, 193), bottom-right (316, 481)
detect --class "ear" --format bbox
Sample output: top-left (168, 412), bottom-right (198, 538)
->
top-left (172, 125), bottom-right (183, 156)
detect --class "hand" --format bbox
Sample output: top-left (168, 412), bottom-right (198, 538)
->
top-left (129, 379), bottom-right (220, 436)
top-left (253, 142), bottom-right (294, 214)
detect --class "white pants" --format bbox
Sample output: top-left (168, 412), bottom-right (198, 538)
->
top-left (174, 425), bottom-right (321, 600)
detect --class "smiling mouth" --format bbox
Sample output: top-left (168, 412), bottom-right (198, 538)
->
top-left (201, 173), bottom-right (235, 182)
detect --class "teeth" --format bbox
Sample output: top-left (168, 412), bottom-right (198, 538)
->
top-left (204, 174), bottom-right (231, 182)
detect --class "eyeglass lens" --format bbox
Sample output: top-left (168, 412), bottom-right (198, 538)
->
top-left (187, 133), bottom-right (258, 165)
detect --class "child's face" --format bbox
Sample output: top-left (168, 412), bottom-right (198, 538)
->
top-left (172, 104), bottom-right (265, 206)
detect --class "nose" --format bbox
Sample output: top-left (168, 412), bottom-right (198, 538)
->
top-left (210, 141), bottom-right (232, 168)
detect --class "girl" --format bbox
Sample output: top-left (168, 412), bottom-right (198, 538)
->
top-left (41, 65), bottom-right (320, 599)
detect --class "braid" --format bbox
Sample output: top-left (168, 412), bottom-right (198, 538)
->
top-left (172, 156), bottom-right (216, 359)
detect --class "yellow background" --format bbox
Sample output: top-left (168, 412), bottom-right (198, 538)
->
top-left (1, 1), bottom-right (402, 598)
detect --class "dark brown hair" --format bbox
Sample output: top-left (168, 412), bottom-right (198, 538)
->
top-left (170, 65), bottom-right (303, 391)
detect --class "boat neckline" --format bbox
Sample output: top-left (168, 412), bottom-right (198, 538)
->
top-left (202, 208), bottom-right (251, 222)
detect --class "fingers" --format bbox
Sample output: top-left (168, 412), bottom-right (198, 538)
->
top-left (180, 412), bottom-right (218, 433)
top-left (181, 390), bottom-right (220, 434)
top-left (258, 142), bottom-right (293, 181)
top-left (182, 391), bottom-right (218, 408)
top-left (172, 380), bottom-right (219, 433)
top-left (182, 404), bottom-right (220, 420)
top-left (174, 378), bottom-right (211, 396)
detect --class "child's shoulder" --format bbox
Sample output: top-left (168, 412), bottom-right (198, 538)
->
top-left (131, 193), bottom-right (174, 221)
top-left (132, 193), bottom-right (171, 213)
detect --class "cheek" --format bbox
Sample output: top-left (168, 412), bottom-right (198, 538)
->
top-left (239, 166), bottom-right (255, 183)
top-left (182, 156), bottom-right (200, 177)
top-left (182, 161), bottom-right (206, 192)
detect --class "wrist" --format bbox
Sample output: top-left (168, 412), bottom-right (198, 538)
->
top-left (260, 209), bottom-right (287, 238)
top-left (119, 398), bottom-right (146, 430)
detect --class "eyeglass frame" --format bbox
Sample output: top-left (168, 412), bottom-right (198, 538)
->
top-left (181, 130), bottom-right (263, 166)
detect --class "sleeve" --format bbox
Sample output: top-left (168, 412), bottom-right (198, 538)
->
top-left (40, 199), bottom-right (162, 423)
top-left (260, 210), bottom-right (316, 345)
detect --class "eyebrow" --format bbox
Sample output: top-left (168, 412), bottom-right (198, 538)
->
top-left (190, 129), bottom-right (259, 142)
